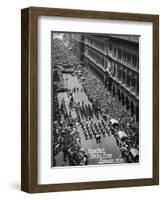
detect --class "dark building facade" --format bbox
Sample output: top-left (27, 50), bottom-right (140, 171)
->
top-left (73, 34), bottom-right (139, 122)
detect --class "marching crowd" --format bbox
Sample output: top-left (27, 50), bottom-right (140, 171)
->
top-left (52, 65), bottom-right (139, 166)
top-left (80, 120), bottom-right (110, 143)
top-left (81, 67), bottom-right (139, 149)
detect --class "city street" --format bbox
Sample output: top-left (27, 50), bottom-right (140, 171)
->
top-left (55, 72), bottom-right (124, 166)
top-left (52, 32), bottom-right (139, 167)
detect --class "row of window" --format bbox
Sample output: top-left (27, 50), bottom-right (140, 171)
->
top-left (85, 37), bottom-right (139, 71)
top-left (85, 47), bottom-right (105, 68)
top-left (85, 37), bottom-right (105, 52)
top-left (115, 66), bottom-right (139, 93)
top-left (109, 47), bottom-right (139, 69)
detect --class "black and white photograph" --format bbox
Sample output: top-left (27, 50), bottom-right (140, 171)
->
top-left (20, 6), bottom-right (159, 193)
top-left (51, 32), bottom-right (140, 167)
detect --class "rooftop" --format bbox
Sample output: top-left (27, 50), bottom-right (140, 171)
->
top-left (109, 35), bottom-right (140, 43)
top-left (90, 33), bottom-right (140, 44)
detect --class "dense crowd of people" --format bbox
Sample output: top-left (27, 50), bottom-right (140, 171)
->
top-left (52, 33), bottom-right (139, 166)
top-left (52, 64), bottom-right (139, 166)
top-left (52, 119), bottom-right (88, 166)
top-left (52, 84), bottom-right (89, 166)
top-left (81, 67), bottom-right (139, 150)
top-left (81, 120), bottom-right (110, 143)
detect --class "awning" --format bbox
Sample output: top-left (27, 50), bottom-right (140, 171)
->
top-left (130, 148), bottom-right (139, 157)
top-left (117, 131), bottom-right (128, 139)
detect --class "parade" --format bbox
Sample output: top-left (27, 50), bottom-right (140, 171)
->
top-left (52, 66), bottom-right (139, 167)
top-left (52, 33), bottom-right (139, 167)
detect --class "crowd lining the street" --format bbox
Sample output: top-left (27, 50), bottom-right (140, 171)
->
top-left (52, 66), bottom-right (139, 167)
top-left (52, 40), bottom-right (139, 166)
top-left (81, 67), bottom-right (139, 150)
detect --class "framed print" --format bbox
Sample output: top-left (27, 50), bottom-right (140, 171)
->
top-left (21, 7), bottom-right (159, 193)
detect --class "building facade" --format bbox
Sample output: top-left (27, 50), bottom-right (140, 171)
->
top-left (74, 34), bottom-right (139, 122)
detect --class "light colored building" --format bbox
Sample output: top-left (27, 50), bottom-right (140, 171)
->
top-left (74, 33), bottom-right (139, 122)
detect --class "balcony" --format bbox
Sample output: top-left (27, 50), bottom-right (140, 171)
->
top-left (111, 75), bottom-right (139, 100)
top-left (85, 41), bottom-right (139, 73)
top-left (107, 52), bottom-right (139, 73)
top-left (85, 53), bottom-right (106, 72)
